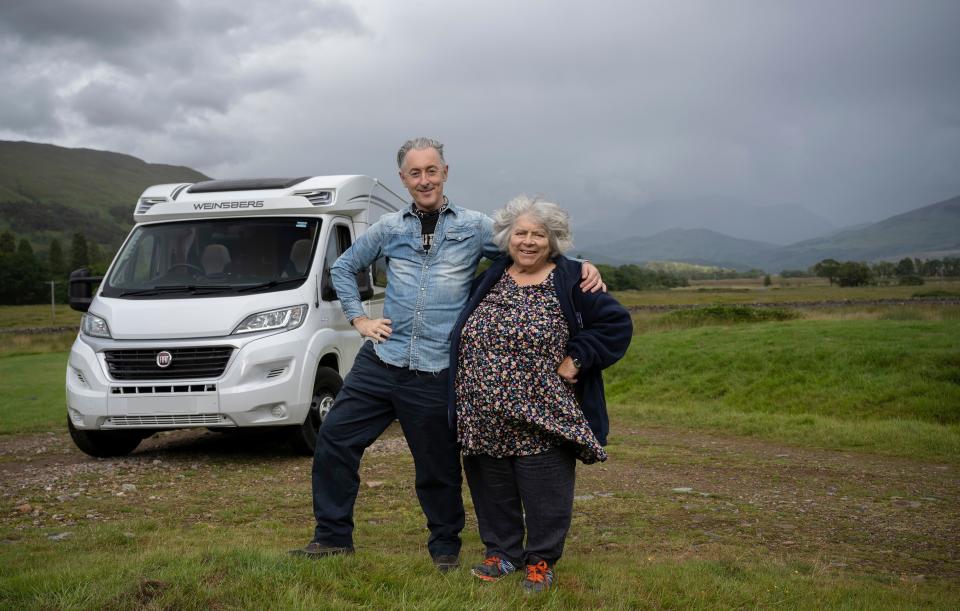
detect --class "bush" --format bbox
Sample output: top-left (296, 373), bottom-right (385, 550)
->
top-left (662, 305), bottom-right (799, 327)
top-left (836, 261), bottom-right (872, 287)
top-left (912, 289), bottom-right (960, 298)
top-left (898, 275), bottom-right (925, 286)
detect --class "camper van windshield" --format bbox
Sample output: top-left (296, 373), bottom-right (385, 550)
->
top-left (101, 217), bottom-right (321, 298)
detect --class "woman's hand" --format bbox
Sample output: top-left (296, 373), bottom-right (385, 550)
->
top-left (352, 315), bottom-right (393, 343)
top-left (557, 356), bottom-right (580, 384)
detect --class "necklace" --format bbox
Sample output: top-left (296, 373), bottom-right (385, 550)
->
top-left (411, 196), bottom-right (448, 218)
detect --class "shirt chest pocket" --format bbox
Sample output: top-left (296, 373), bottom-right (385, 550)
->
top-left (440, 228), bottom-right (476, 264)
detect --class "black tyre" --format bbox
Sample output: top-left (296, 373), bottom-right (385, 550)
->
top-left (67, 418), bottom-right (143, 458)
top-left (288, 367), bottom-right (342, 455)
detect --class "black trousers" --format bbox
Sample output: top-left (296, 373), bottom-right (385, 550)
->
top-left (463, 447), bottom-right (576, 567)
top-left (311, 342), bottom-right (464, 557)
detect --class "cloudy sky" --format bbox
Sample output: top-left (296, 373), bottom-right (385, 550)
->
top-left (2, 0), bottom-right (959, 236)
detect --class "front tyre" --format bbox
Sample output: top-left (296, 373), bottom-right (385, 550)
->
top-left (287, 367), bottom-right (342, 455)
top-left (67, 418), bottom-right (143, 457)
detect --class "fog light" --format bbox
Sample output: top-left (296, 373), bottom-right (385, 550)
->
top-left (270, 405), bottom-right (287, 418)
top-left (69, 409), bottom-right (84, 426)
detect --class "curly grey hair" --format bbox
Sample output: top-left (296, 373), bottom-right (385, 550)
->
top-left (397, 137), bottom-right (445, 169)
top-left (492, 195), bottom-right (574, 257)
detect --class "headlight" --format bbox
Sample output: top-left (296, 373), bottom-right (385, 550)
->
top-left (81, 313), bottom-right (112, 338)
top-left (232, 305), bottom-right (308, 335)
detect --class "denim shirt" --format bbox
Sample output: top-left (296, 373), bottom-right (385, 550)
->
top-left (331, 202), bottom-right (500, 372)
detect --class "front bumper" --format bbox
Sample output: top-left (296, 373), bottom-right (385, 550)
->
top-left (66, 331), bottom-right (313, 430)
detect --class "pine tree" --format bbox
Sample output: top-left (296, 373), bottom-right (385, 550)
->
top-left (70, 232), bottom-right (89, 270)
top-left (0, 230), bottom-right (15, 255)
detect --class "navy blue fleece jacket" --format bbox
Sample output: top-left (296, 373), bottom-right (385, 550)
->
top-left (448, 256), bottom-right (633, 445)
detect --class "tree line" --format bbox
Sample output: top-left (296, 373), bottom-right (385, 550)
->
top-left (805, 257), bottom-right (960, 287)
top-left (0, 231), bottom-right (110, 305)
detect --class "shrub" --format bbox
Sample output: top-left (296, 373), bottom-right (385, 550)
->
top-left (662, 305), bottom-right (799, 327)
top-left (898, 275), bottom-right (925, 286)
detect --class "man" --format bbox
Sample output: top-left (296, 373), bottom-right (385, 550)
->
top-left (290, 137), bottom-right (604, 570)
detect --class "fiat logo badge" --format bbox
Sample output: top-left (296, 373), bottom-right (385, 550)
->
top-left (156, 350), bottom-right (173, 368)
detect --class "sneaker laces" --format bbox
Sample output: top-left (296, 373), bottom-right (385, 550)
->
top-left (526, 560), bottom-right (550, 583)
top-left (482, 556), bottom-right (501, 567)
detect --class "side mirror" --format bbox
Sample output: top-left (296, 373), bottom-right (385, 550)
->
top-left (357, 268), bottom-right (374, 302)
top-left (320, 269), bottom-right (338, 302)
top-left (320, 267), bottom-right (373, 302)
top-left (68, 268), bottom-right (103, 312)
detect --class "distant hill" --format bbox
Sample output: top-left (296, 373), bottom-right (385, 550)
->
top-left (758, 195), bottom-right (960, 270)
top-left (578, 195), bottom-right (960, 272)
top-left (579, 228), bottom-right (777, 270)
top-left (575, 200), bottom-right (836, 246)
top-left (0, 140), bottom-right (209, 251)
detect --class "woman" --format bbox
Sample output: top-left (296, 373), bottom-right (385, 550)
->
top-left (448, 196), bottom-right (633, 594)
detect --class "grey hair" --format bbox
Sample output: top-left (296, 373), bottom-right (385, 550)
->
top-left (397, 137), bottom-right (445, 168)
top-left (492, 195), bottom-right (574, 257)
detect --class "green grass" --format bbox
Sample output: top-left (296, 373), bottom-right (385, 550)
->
top-left (0, 352), bottom-right (68, 434)
top-left (0, 304), bottom-right (81, 329)
top-left (661, 304), bottom-right (799, 326)
top-left (3, 300), bottom-right (959, 608)
top-left (607, 319), bottom-right (960, 460)
top-left (2, 540), bottom-right (955, 609)
top-left (614, 278), bottom-right (960, 307)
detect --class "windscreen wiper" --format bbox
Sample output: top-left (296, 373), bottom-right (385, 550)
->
top-left (236, 277), bottom-right (307, 293)
top-left (119, 284), bottom-right (236, 297)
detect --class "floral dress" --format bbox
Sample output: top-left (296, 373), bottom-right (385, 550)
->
top-left (455, 270), bottom-right (607, 464)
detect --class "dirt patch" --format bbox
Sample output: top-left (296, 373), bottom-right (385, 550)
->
top-left (577, 426), bottom-right (960, 579)
top-left (2, 423), bottom-right (956, 581)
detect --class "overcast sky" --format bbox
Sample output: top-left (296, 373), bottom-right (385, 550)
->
top-left (2, 0), bottom-right (959, 232)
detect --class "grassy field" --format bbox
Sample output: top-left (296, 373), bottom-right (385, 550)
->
top-left (1, 298), bottom-right (959, 608)
top-left (0, 304), bottom-right (81, 329)
top-left (617, 278), bottom-right (960, 307)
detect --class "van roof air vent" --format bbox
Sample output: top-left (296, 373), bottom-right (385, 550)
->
top-left (292, 189), bottom-right (334, 206)
top-left (187, 177), bottom-right (310, 193)
top-left (137, 197), bottom-right (167, 214)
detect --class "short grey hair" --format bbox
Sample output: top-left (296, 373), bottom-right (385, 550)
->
top-left (492, 195), bottom-right (574, 257)
top-left (397, 137), bottom-right (445, 169)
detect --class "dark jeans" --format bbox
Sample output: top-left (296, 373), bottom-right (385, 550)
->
top-left (311, 342), bottom-right (464, 557)
top-left (463, 447), bottom-right (576, 567)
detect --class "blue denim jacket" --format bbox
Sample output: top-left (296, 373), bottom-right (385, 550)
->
top-left (331, 202), bottom-right (500, 372)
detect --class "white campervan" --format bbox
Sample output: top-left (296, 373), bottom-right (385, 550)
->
top-left (65, 175), bottom-right (403, 457)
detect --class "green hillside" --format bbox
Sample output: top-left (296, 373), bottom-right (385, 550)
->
top-left (581, 228), bottom-right (776, 270)
top-left (760, 195), bottom-right (960, 270)
top-left (0, 140), bottom-right (209, 251)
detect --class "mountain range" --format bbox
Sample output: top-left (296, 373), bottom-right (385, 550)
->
top-left (2, 140), bottom-right (958, 272)
top-left (578, 195), bottom-right (960, 271)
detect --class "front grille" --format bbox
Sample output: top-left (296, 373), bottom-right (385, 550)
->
top-left (104, 347), bottom-right (233, 380)
top-left (105, 414), bottom-right (228, 427)
top-left (110, 384), bottom-right (216, 395)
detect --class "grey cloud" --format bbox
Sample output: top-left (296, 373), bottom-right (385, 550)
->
top-left (3, 0), bottom-right (960, 232)
top-left (0, 0), bottom-right (179, 47)
top-left (72, 81), bottom-right (174, 130)
top-left (0, 73), bottom-right (62, 136)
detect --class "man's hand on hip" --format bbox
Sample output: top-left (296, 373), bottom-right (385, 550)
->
top-left (579, 261), bottom-right (607, 293)
top-left (352, 316), bottom-right (393, 343)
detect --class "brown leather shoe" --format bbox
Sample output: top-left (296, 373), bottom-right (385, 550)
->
top-left (288, 542), bottom-right (355, 558)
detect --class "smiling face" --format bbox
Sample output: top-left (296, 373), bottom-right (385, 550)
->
top-left (508, 214), bottom-right (552, 271)
top-left (399, 147), bottom-right (448, 211)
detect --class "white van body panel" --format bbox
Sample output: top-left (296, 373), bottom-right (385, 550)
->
top-left (66, 175), bottom-right (402, 436)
